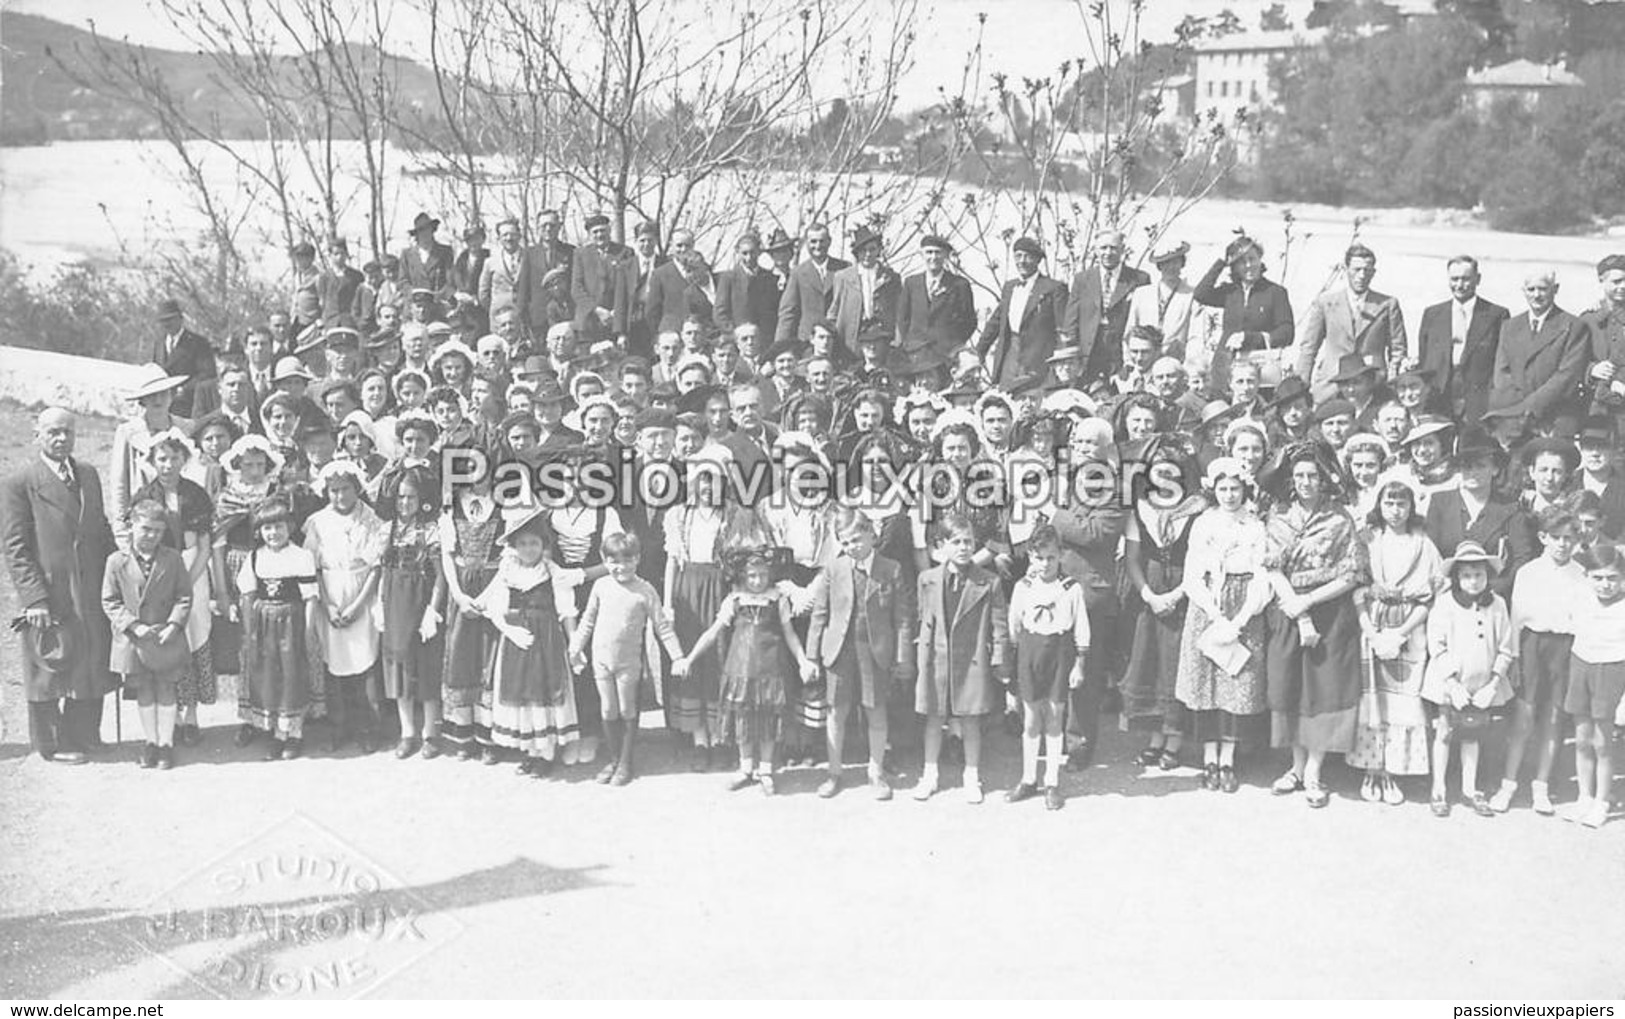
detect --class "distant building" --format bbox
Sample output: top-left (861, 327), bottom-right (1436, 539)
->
top-left (1151, 73), bottom-right (1196, 121)
top-left (1192, 28), bottom-right (1329, 125)
top-left (1464, 59), bottom-right (1583, 115)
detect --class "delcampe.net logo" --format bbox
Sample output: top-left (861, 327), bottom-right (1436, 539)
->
top-left (130, 813), bottom-right (462, 999)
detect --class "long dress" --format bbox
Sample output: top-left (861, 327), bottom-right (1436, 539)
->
top-left (1264, 501), bottom-right (1369, 753)
top-left (303, 503), bottom-right (387, 715)
top-left (714, 593), bottom-right (791, 746)
top-left (477, 554), bottom-right (581, 758)
top-left (439, 501), bottom-right (503, 747)
top-left (1120, 497), bottom-right (1203, 733)
top-left (1175, 507), bottom-right (1271, 743)
top-left (1346, 529), bottom-right (1440, 775)
top-left (378, 515), bottom-right (443, 701)
top-left (211, 479), bottom-right (276, 676)
top-left (237, 546), bottom-right (318, 736)
top-left (133, 476), bottom-right (217, 711)
top-left (664, 505), bottom-right (728, 743)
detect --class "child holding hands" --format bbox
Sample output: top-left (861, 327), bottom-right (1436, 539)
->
top-left (1421, 541), bottom-right (1515, 818)
top-left (1563, 542), bottom-right (1625, 828)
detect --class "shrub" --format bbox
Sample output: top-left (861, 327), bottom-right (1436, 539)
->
top-left (1480, 142), bottom-right (1589, 233)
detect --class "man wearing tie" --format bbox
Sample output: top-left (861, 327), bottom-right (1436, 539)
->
top-left (480, 217), bottom-right (527, 317)
top-left (0, 408), bottom-right (117, 764)
top-left (719, 384), bottom-right (778, 503)
top-left (243, 326), bottom-right (278, 406)
top-left (827, 226), bottom-right (900, 364)
top-left (1060, 229), bottom-right (1151, 385)
top-left (515, 208), bottom-right (575, 342)
top-left (775, 223), bottom-right (850, 345)
top-left (215, 365), bottom-right (262, 436)
top-left (626, 221), bottom-right (667, 354)
top-left (894, 234), bottom-right (977, 364)
top-left (1488, 270), bottom-right (1591, 435)
top-left (1415, 255), bottom-right (1508, 422)
top-left (714, 229), bottom-right (783, 343)
top-left (571, 212), bottom-right (636, 348)
top-left (1295, 243), bottom-right (1408, 403)
top-left (152, 298), bottom-right (217, 419)
top-left (977, 235), bottom-right (1069, 388)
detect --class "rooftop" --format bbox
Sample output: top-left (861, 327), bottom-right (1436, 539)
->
top-left (1193, 27), bottom-right (1329, 54)
top-left (1464, 58), bottom-right (1584, 89)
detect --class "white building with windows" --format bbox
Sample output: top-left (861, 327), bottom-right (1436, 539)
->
top-left (1192, 28), bottom-right (1329, 124)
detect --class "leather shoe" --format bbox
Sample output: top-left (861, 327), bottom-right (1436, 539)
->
top-left (265, 739), bottom-right (285, 761)
top-left (817, 776), bottom-right (840, 799)
top-left (1219, 765), bottom-right (1240, 794)
top-left (137, 745), bottom-right (157, 770)
top-left (235, 724), bottom-right (257, 747)
top-left (157, 746), bottom-right (174, 770)
top-left (420, 738), bottom-right (444, 760)
top-left (1006, 781), bottom-right (1040, 804)
top-left (394, 738), bottom-right (421, 759)
top-left (50, 750), bottom-right (89, 765)
top-left (280, 739), bottom-right (302, 761)
top-left (1043, 786), bottom-right (1065, 811)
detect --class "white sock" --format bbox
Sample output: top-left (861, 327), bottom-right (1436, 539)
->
top-left (139, 704), bottom-right (159, 744)
top-left (1021, 735), bottom-right (1041, 785)
top-left (156, 705), bottom-right (177, 748)
top-left (964, 766), bottom-right (980, 789)
top-left (920, 763), bottom-right (939, 786)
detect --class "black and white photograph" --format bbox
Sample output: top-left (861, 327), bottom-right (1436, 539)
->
top-left (2, 0), bottom-right (1624, 1002)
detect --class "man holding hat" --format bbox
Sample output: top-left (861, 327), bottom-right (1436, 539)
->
top-left (572, 212), bottom-right (636, 346)
top-left (895, 233), bottom-right (976, 365)
top-left (1415, 255), bottom-right (1507, 422)
top-left (827, 225), bottom-right (900, 362)
top-left (1296, 243), bottom-right (1407, 402)
top-left (1061, 228), bottom-right (1150, 384)
top-left (516, 208), bottom-right (576, 341)
top-left (715, 228), bottom-right (782, 342)
top-left (775, 222), bottom-right (849, 345)
top-left (399, 212), bottom-right (455, 305)
top-left (1127, 239), bottom-right (1197, 363)
top-left (1, 407), bottom-right (117, 763)
top-left (151, 297), bottom-right (218, 419)
top-left (977, 235), bottom-right (1068, 388)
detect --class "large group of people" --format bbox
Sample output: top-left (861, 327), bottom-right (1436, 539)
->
top-left (7, 209), bottom-right (1625, 829)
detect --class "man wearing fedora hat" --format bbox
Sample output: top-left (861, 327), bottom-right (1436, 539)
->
top-left (1425, 426), bottom-right (1537, 601)
top-left (516, 208), bottom-right (576, 342)
top-left (826, 225), bottom-right (901, 363)
top-left (1415, 255), bottom-right (1508, 422)
top-left (1061, 229), bottom-right (1150, 385)
top-left (895, 233), bottom-right (976, 364)
top-left (774, 222), bottom-right (849, 346)
top-left (976, 235), bottom-right (1068, 388)
top-left (715, 228), bottom-right (782, 343)
top-left (1127, 240), bottom-right (1197, 363)
top-left (152, 298), bottom-right (218, 420)
top-left (399, 212), bottom-right (456, 305)
top-left (2, 408), bottom-right (117, 763)
top-left (571, 213), bottom-right (636, 347)
top-left (1329, 351), bottom-right (1388, 431)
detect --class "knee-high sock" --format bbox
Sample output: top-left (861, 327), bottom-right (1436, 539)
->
top-left (156, 704), bottom-right (177, 748)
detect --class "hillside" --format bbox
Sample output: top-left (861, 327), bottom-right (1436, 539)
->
top-left (0, 10), bottom-right (445, 146)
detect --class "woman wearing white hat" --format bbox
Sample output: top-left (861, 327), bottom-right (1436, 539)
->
top-left (109, 363), bottom-right (192, 545)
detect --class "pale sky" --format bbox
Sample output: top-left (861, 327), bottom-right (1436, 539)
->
top-left (4, 0), bottom-right (1313, 112)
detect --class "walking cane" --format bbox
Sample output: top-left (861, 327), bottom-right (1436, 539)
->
top-left (113, 688), bottom-right (122, 745)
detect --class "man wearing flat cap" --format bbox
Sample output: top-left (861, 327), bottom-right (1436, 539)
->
top-left (1126, 240), bottom-right (1197, 363)
top-left (895, 234), bottom-right (976, 364)
top-left (827, 226), bottom-right (900, 363)
top-left (715, 228), bottom-right (782, 343)
top-left (399, 211), bottom-right (456, 306)
top-left (572, 213), bottom-right (636, 348)
top-left (1415, 254), bottom-right (1508, 423)
top-left (516, 208), bottom-right (576, 342)
top-left (152, 297), bottom-right (218, 419)
top-left (1, 408), bottom-right (117, 763)
top-left (1061, 228), bottom-right (1150, 385)
top-left (977, 235), bottom-right (1069, 388)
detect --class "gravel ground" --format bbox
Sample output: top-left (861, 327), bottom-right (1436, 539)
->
top-left (1, 402), bottom-right (1622, 1000)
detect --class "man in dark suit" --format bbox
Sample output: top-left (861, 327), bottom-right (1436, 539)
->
top-left (1583, 253), bottom-right (1625, 427)
top-left (398, 211), bottom-right (456, 305)
top-left (1415, 254), bottom-right (1509, 423)
top-left (977, 235), bottom-right (1069, 387)
top-left (214, 364), bottom-right (262, 436)
top-left (625, 221), bottom-right (668, 355)
top-left (644, 229), bottom-right (716, 335)
top-left (152, 298), bottom-right (217, 419)
top-left (894, 234), bottom-right (977, 364)
top-left (515, 208), bottom-right (576, 342)
top-left (1061, 229), bottom-right (1150, 385)
top-left (0, 408), bottom-right (117, 763)
top-left (571, 213), bottom-right (636, 346)
top-left (242, 325), bottom-right (279, 407)
top-left (1488, 270), bottom-right (1591, 434)
top-left (317, 237), bottom-right (367, 328)
top-left (1425, 430), bottom-right (1537, 601)
top-left (774, 223), bottom-right (849, 345)
top-left (714, 229), bottom-right (781, 342)
top-left (825, 226), bottom-right (900, 363)
top-left (451, 224), bottom-right (490, 337)
top-left (719, 383), bottom-right (779, 505)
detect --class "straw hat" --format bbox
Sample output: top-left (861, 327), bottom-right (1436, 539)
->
top-left (125, 363), bottom-right (190, 401)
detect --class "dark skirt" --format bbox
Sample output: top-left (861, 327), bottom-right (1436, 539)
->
top-left (1266, 595), bottom-right (1361, 753)
top-left (443, 561), bottom-right (495, 693)
top-left (240, 598), bottom-right (310, 728)
top-left (1120, 559), bottom-right (1187, 732)
top-left (671, 562), bottom-right (728, 733)
top-left (212, 545), bottom-right (252, 674)
top-left (717, 605), bottom-right (789, 746)
top-left (380, 565), bottom-right (444, 701)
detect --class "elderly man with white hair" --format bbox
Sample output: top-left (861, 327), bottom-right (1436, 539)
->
top-left (1, 407), bottom-right (118, 763)
top-left (1487, 269), bottom-right (1592, 434)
